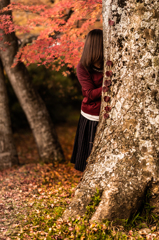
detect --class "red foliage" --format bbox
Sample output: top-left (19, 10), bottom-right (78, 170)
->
top-left (104, 113), bottom-right (109, 119)
top-left (0, 0), bottom-right (102, 70)
top-left (109, 19), bottom-right (115, 26)
top-left (104, 80), bottom-right (111, 87)
top-left (105, 106), bottom-right (111, 112)
top-left (102, 86), bottom-right (109, 92)
top-left (104, 96), bottom-right (110, 102)
top-left (105, 71), bottom-right (113, 77)
top-left (106, 60), bottom-right (113, 67)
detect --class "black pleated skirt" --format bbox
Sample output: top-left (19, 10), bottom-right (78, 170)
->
top-left (71, 114), bottom-right (98, 172)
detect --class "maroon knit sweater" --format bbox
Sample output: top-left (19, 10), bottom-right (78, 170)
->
top-left (77, 62), bottom-right (103, 116)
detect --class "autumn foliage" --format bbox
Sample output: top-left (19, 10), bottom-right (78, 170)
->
top-left (0, 0), bottom-right (102, 70)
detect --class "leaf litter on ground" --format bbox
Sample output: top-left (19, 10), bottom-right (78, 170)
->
top-left (0, 126), bottom-right (159, 239)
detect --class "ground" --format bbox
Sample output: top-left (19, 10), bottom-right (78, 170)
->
top-left (0, 124), bottom-right (159, 239)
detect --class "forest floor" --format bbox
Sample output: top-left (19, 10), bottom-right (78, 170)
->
top-left (0, 123), bottom-right (159, 240)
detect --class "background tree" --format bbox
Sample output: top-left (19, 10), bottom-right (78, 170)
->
top-left (0, 59), bottom-right (19, 170)
top-left (0, 0), bottom-right (64, 167)
top-left (63, 0), bottom-right (159, 222)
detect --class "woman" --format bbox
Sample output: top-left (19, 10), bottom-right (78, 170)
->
top-left (71, 29), bottom-right (103, 172)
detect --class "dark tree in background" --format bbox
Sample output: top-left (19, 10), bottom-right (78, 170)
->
top-left (0, 0), bottom-right (64, 169)
top-left (0, 59), bottom-right (19, 170)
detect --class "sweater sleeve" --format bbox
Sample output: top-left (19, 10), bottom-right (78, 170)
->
top-left (77, 63), bottom-right (102, 101)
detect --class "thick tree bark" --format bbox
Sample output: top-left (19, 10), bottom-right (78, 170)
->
top-left (63, 0), bottom-right (159, 222)
top-left (0, 0), bottom-right (64, 163)
top-left (0, 59), bottom-right (19, 170)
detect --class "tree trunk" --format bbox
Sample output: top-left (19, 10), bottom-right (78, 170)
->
top-left (0, 59), bottom-right (19, 170)
top-left (0, 0), bottom-right (64, 163)
top-left (63, 0), bottom-right (159, 222)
